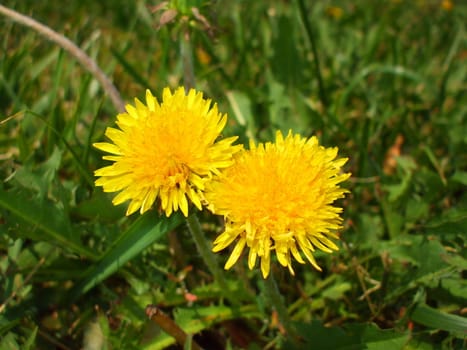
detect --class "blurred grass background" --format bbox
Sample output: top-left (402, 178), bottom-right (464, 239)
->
top-left (0, 0), bottom-right (466, 349)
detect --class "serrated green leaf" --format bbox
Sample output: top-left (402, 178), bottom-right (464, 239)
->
top-left (379, 235), bottom-right (457, 299)
top-left (382, 235), bottom-right (449, 274)
top-left (359, 323), bottom-right (410, 350)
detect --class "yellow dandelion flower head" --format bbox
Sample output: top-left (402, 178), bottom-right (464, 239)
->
top-left (94, 87), bottom-right (240, 217)
top-left (205, 130), bottom-right (351, 278)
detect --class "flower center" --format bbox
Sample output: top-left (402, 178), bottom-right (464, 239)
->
top-left (163, 160), bottom-right (190, 189)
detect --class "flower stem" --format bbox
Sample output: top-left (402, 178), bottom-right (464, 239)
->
top-left (186, 214), bottom-right (238, 306)
top-left (263, 273), bottom-right (296, 337)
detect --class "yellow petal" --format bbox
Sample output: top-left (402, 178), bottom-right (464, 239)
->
top-left (260, 250), bottom-right (271, 278)
top-left (224, 238), bottom-right (246, 270)
top-left (93, 142), bottom-right (122, 155)
top-left (248, 248), bottom-right (257, 270)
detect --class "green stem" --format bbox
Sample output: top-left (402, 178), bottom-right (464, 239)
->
top-left (186, 214), bottom-right (238, 306)
top-left (296, 0), bottom-right (328, 109)
top-left (263, 273), bottom-right (296, 337)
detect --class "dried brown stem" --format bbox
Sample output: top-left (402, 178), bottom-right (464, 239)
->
top-left (0, 4), bottom-right (125, 112)
top-left (145, 305), bottom-right (203, 350)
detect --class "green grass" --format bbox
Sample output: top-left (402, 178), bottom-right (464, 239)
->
top-left (1, 0), bottom-right (466, 349)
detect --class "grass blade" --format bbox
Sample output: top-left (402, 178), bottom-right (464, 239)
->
top-left (0, 187), bottom-right (96, 259)
top-left (69, 210), bottom-right (184, 299)
top-left (411, 303), bottom-right (467, 336)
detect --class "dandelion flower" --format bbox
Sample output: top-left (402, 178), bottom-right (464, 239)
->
top-left (205, 130), bottom-right (350, 278)
top-left (94, 87), bottom-right (240, 217)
